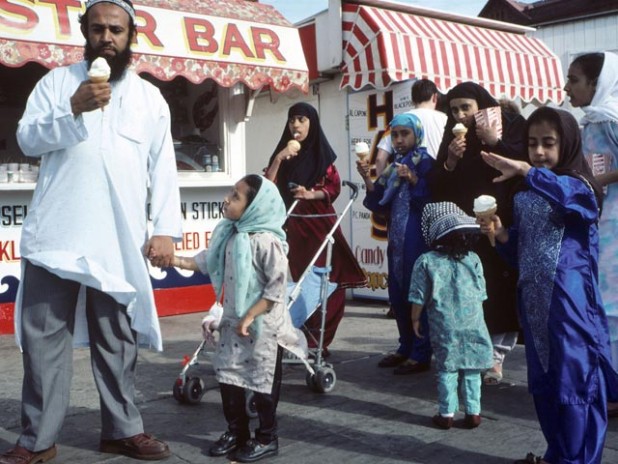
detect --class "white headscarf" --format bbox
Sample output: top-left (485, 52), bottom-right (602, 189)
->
top-left (581, 51), bottom-right (618, 125)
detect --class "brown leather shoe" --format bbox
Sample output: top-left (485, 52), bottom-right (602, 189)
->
top-left (100, 433), bottom-right (170, 461)
top-left (0, 445), bottom-right (57, 464)
top-left (463, 414), bottom-right (481, 429)
top-left (432, 414), bottom-right (453, 430)
top-left (393, 360), bottom-right (430, 375)
top-left (378, 353), bottom-right (406, 368)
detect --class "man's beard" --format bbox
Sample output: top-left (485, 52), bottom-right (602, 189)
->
top-left (84, 42), bottom-right (133, 82)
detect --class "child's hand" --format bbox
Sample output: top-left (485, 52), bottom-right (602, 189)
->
top-left (411, 303), bottom-right (424, 338)
top-left (395, 163), bottom-right (417, 185)
top-left (412, 319), bottom-right (423, 338)
top-left (481, 151), bottom-right (531, 182)
top-left (356, 159), bottom-right (370, 178)
top-left (477, 214), bottom-right (508, 244)
top-left (237, 315), bottom-right (254, 337)
top-left (145, 235), bottom-right (174, 268)
top-left (202, 321), bottom-right (217, 346)
top-left (292, 185), bottom-right (317, 200)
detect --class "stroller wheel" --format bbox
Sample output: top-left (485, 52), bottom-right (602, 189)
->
top-left (172, 378), bottom-right (186, 403)
top-left (245, 390), bottom-right (258, 419)
top-left (305, 371), bottom-right (317, 391)
top-left (183, 377), bottom-right (205, 404)
top-left (314, 367), bottom-right (336, 393)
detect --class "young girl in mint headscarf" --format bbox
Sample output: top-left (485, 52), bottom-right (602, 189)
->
top-left (171, 174), bottom-right (305, 463)
top-left (357, 113), bottom-right (434, 375)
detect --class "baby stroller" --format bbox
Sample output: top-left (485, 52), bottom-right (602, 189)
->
top-left (172, 181), bottom-right (359, 406)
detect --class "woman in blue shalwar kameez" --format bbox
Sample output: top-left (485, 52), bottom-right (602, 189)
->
top-left (480, 107), bottom-right (618, 464)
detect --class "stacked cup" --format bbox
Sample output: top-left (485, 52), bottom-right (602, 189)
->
top-left (0, 164), bottom-right (8, 183)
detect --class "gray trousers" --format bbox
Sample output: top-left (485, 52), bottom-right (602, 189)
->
top-left (18, 260), bottom-right (143, 451)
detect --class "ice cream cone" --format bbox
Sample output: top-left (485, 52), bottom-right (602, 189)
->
top-left (356, 151), bottom-right (369, 162)
top-left (452, 123), bottom-right (468, 139)
top-left (89, 74), bottom-right (110, 111)
top-left (89, 75), bottom-right (109, 84)
top-left (475, 207), bottom-right (497, 247)
top-left (286, 139), bottom-right (301, 159)
top-left (355, 141), bottom-right (370, 162)
top-left (88, 57), bottom-right (111, 110)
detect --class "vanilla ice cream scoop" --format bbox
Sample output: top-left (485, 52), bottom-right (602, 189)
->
top-left (287, 140), bottom-right (301, 152)
top-left (355, 142), bottom-right (370, 161)
top-left (473, 195), bottom-right (497, 213)
top-left (452, 123), bottom-right (468, 138)
top-left (474, 195), bottom-right (498, 246)
top-left (88, 57), bottom-right (111, 83)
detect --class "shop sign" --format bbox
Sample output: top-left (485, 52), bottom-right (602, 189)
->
top-left (0, 187), bottom-right (230, 333)
top-left (0, 0), bottom-right (305, 70)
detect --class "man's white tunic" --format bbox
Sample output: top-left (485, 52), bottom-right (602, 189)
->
top-left (15, 61), bottom-right (183, 351)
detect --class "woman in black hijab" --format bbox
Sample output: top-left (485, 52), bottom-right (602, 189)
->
top-left (265, 103), bottom-right (366, 355)
top-left (427, 82), bottom-right (527, 385)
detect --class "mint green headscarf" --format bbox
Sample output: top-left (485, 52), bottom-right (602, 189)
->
top-left (205, 176), bottom-right (287, 333)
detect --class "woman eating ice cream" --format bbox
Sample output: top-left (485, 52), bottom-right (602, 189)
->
top-left (265, 102), bottom-right (366, 357)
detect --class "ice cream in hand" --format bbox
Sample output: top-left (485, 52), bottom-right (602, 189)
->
top-left (355, 142), bottom-right (370, 162)
top-left (452, 123), bottom-right (468, 138)
top-left (474, 195), bottom-right (497, 246)
top-left (287, 139), bottom-right (301, 152)
top-left (88, 57), bottom-right (111, 83)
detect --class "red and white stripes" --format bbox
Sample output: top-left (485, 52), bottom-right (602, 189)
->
top-left (340, 4), bottom-right (564, 104)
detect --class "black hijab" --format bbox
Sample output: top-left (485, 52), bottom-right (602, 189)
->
top-left (268, 102), bottom-right (337, 204)
top-left (524, 106), bottom-right (604, 212)
top-left (440, 82), bottom-right (501, 157)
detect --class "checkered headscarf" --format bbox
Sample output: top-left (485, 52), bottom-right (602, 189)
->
top-left (421, 202), bottom-right (479, 247)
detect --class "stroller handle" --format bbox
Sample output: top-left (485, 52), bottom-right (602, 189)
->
top-left (342, 180), bottom-right (358, 200)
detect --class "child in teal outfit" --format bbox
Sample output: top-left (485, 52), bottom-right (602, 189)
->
top-left (409, 201), bottom-right (493, 430)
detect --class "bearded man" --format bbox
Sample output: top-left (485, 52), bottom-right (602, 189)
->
top-left (0, 0), bottom-right (182, 462)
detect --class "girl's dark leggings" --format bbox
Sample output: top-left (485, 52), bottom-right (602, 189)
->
top-left (219, 346), bottom-right (283, 444)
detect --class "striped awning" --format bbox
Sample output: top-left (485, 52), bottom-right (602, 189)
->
top-left (341, 4), bottom-right (564, 103)
top-left (0, 0), bottom-right (308, 94)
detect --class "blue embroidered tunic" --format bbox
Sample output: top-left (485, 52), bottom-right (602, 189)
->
top-left (363, 152), bottom-right (433, 292)
top-left (498, 168), bottom-right (618, 403)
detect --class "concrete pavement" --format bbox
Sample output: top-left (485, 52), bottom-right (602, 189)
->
top-left (1, 299), bottom-right (617, 463)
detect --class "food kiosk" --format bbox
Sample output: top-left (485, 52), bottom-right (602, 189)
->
top-left (0, 0), bottom-right (308, 334)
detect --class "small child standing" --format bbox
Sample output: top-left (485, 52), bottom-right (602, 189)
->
top-left (169, 174), bottom-right (305, 463)
top-left (480, 107), bottom-right (618, 464)
top-left (408, 201), bottom-right (493, 430)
